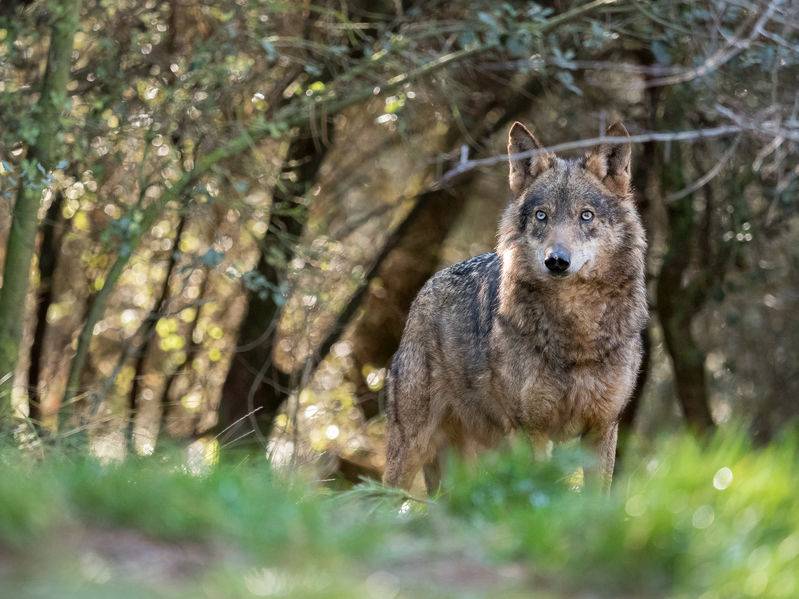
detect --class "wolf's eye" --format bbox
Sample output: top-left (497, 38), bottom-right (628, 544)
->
top-left (580, 210), bottom-right (594, 222)
top-left (535, 210), bottom-right (547, 222)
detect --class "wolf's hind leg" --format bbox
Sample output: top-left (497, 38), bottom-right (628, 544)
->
top-left (383, 345), bottom-right (442, 492)
top-left (384, 414), bottom-right (444, 492)
top-left (383, 429), bottom-right (425, 491)
top-left (583, 422), bottom-right (618, 492)
top-left (422, 447), bottom-right (446, 496)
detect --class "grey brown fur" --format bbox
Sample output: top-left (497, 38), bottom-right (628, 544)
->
top-left (383, 121), bottom-right (648, 493)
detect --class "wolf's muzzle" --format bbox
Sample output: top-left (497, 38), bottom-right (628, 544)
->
top-left (544, 245), bottom-right (571, 274)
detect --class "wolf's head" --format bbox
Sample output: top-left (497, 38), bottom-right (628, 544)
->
top-left (498, 121), bottom-right (645, 288)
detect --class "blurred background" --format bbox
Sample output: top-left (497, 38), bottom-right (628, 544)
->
top-left (0, 0), bottom-right (797, 477)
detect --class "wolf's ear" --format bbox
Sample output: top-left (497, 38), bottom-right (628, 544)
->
top-left (584, 122), bottom-right (632, 197)
top-left (508, 122), bottom-right (553, 196)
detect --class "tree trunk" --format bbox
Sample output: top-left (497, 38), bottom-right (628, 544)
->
top-left (348, 187), bottom-right (471, 418)
top-left (0, 0), bottom-right (82, 424)
top-left (126, 213), bottom-right (189, 449)
top-left (655, 142), bottom-right (715, 433)
top-left (27, 191), bottom-right (67, 426)
top-left (216, 124), bottom-right (333, 441)
top-left (658, 303), bottom-right (714, 432)
top-left (160, 263), bottom-right (211, 436)
top-left (618, 72), bottom-right (658, 437)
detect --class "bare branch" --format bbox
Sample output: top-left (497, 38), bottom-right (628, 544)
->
top-left (434, 125), bottom-right (747, 188)
top-left (667, 136), bottom-right (742, 201)
top-left (645, 1), bottom-right (778, 88)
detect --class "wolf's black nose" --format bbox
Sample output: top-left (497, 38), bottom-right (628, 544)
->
top-left (544, 245), bottom-right (571, 273)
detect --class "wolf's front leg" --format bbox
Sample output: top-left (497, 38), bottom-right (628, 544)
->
top-left (583, 422), bottom-right (618, 492)
top-left (531, 431), bottom-right (552, 461)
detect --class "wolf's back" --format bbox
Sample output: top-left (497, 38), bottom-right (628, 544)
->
top-left (388, 253), bottom-right (501, 406)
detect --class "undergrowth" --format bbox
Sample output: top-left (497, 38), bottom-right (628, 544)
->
top-left (0, 427), bottom-right (797, 598)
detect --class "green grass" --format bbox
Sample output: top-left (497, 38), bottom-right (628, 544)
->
top-left (1, 428), bottom-right (798, 598)
top-left (445, 431), bottom-right (799, 598)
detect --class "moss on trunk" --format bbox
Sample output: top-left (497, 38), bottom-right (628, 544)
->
top-left (0, 0), bottom-right (83, 423)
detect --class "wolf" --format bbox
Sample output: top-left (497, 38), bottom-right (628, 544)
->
top-left (383, 121), bottom-right (648, 493)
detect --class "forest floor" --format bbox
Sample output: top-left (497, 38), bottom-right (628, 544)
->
top-left (1, 428), bottom-right (797, 598)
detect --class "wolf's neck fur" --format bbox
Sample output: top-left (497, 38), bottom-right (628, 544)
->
top-left (496, 247), bottom-right (646, 365)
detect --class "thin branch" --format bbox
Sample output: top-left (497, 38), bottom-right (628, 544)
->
top-left (645, 1), bottom-right (778, 88)
top-left (539, 0), bottom-right (621, 32)
top-left (667, 136), bottom-right (742, 201)
top-left (435, 126), bottom-right (747, 188)
top-left (478, 57), bottom-right (683, 75)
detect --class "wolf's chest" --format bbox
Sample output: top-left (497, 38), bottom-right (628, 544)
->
top-left (503, 359), bottom-right (629, 436)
